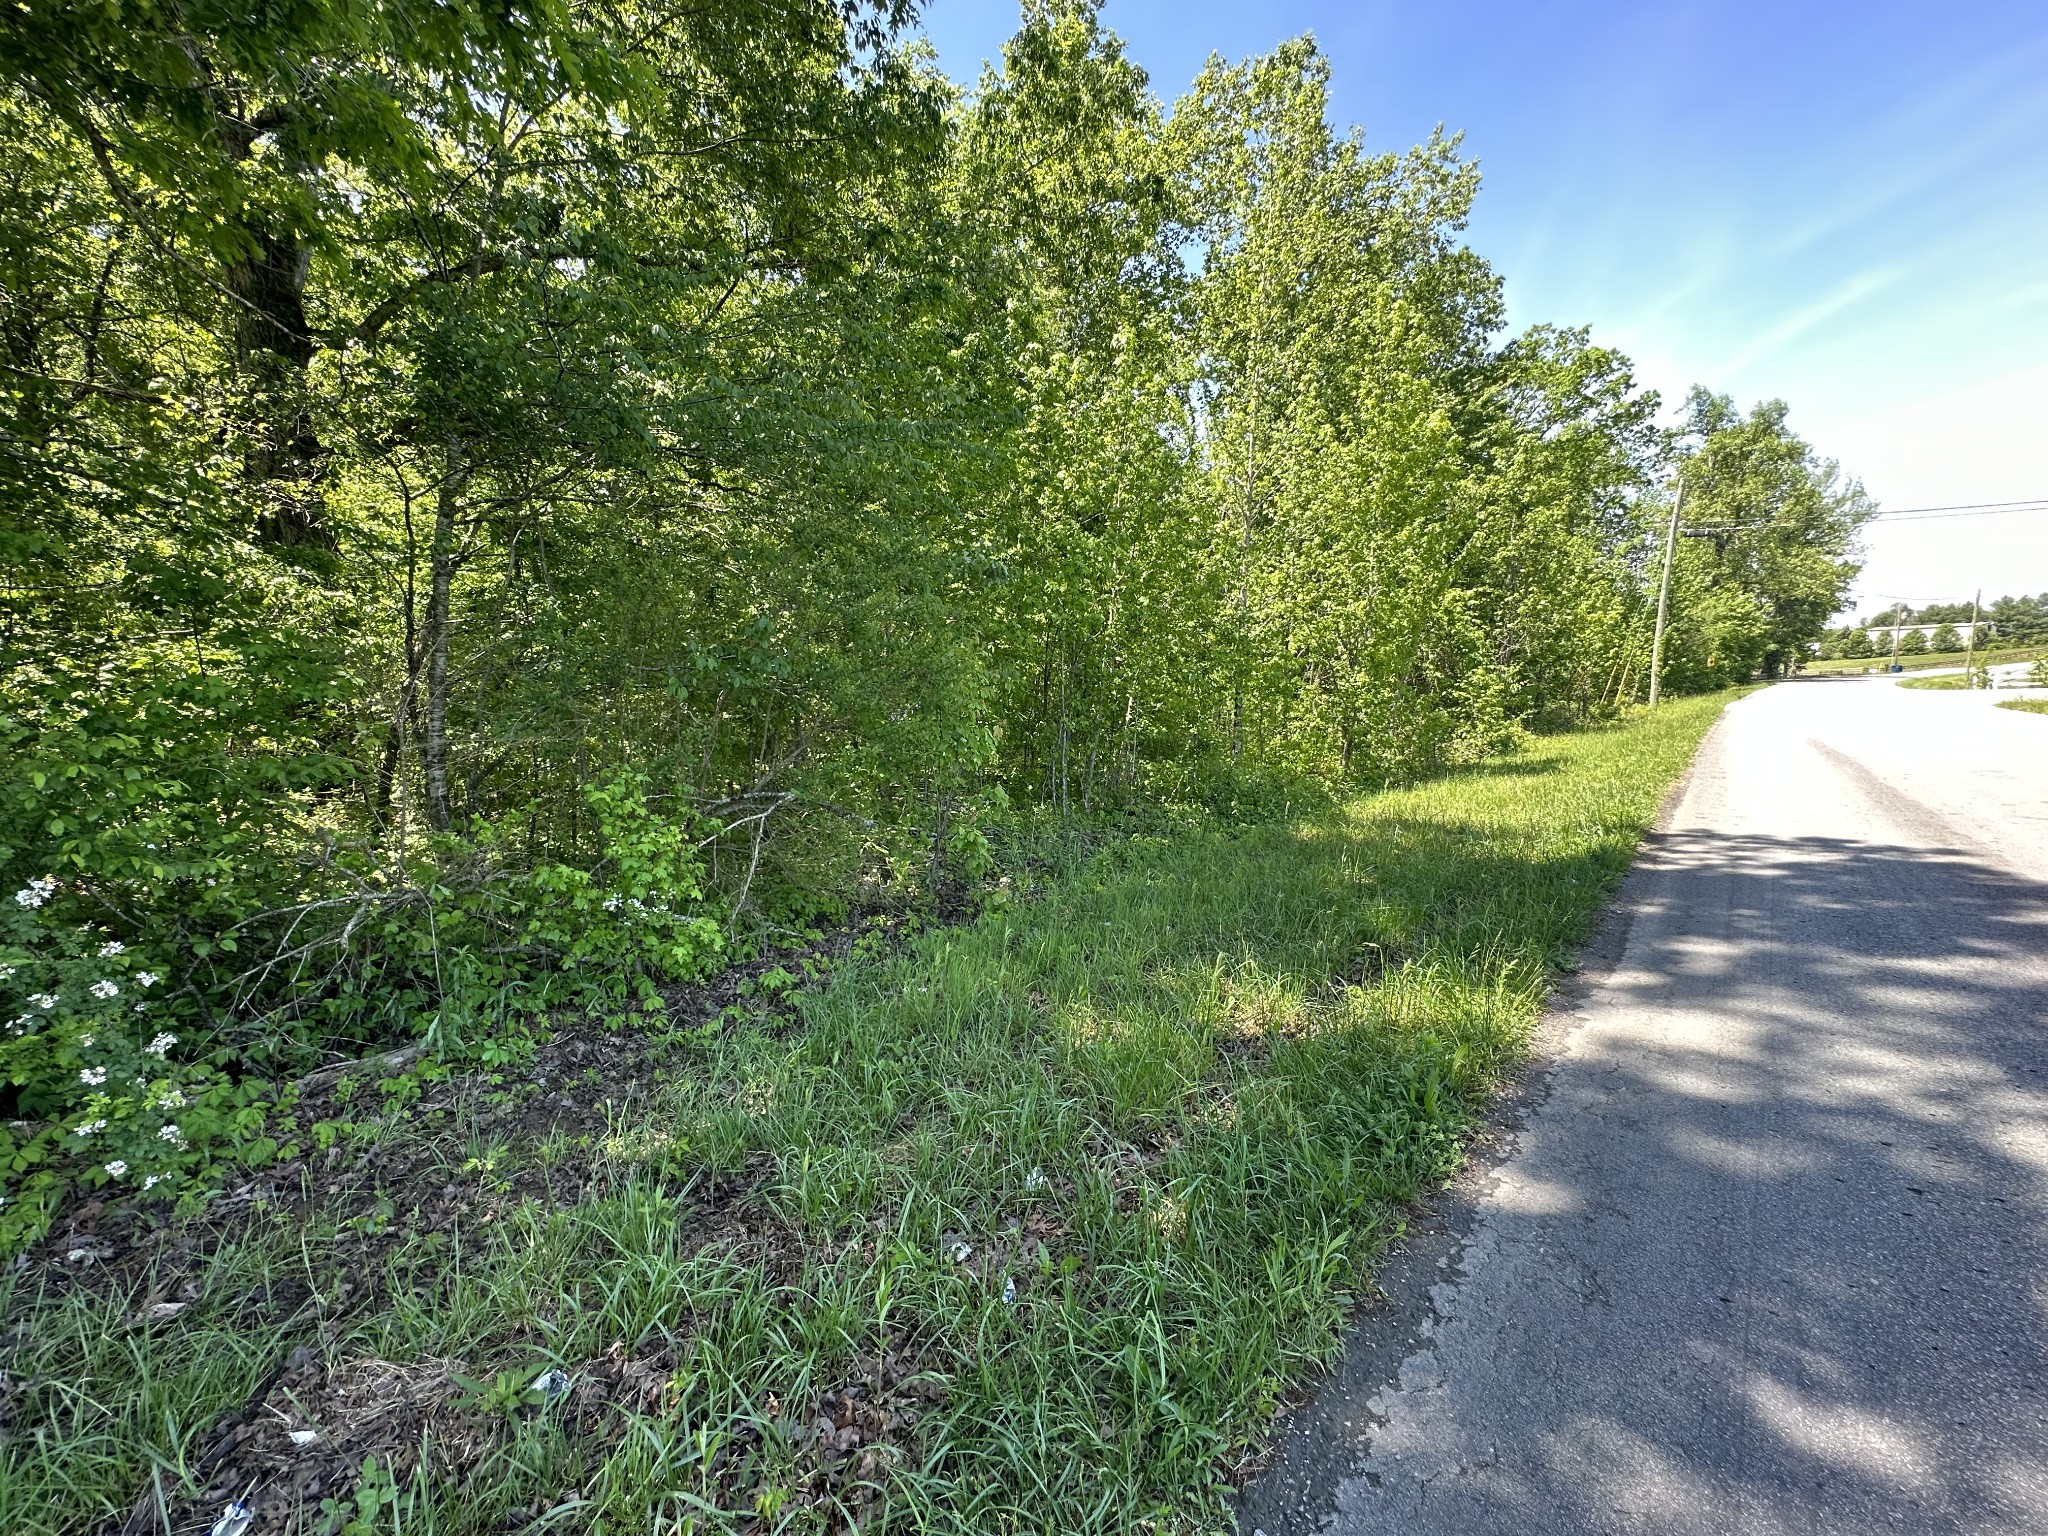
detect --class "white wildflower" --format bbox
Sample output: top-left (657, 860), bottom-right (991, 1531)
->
top-left (143, 1174), bottom-right (166, 1191)
top-left (158, 1123), bottom-right (185, 1146)
top-left (75, 1117), bottom-right (107, 1137)
top-left (145, 1032), bottom-right (177, 1056)
top-left (137, 971), bottom-right (160, 988)
top-left (79, 1066), bottom-right (108, 1087)
top-left (603, 895), bottom-right (621, 911)
top-left (103, 1160), bottom-right (127, 1178)
top-left (89, 979), bottom-right (119, 1000)
top-left (0, 964), bottom-right (13, 981)
top-left (29, 993), bottom-right (56, 1010)
top-left (157, 1088), bottom-right (185, 1109)
top-left (13, 876), bottom-right (56, 908)
top-left (79, 1032), bottom-right (94, 1046)
top-left (98, 940), bottom-right (125, 958)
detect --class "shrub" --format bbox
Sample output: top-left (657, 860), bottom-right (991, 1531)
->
top-left (0, 772), bottom-right (725, 1248)
top-left (0, 874), bottom-right (258, 1246)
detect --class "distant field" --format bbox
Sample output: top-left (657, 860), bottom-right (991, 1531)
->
top-left (1803, 644), bottom-right (2047, 677)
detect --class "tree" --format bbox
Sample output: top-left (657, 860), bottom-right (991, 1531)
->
top-left (1656, 389), bottom-right (1873, 689)
top-left (1167, 40), bottom-right (1664, 772)
top-left (1916, 602), bottom-right (1973, 624)
top-left (950, 1), bottom-right (1210, 812)
top-left (1929, 623), bottom-right (1961, 653)
top-left (1990, 593), bottom-right (2048, 644)
top-left (1842, 627), bottom-right (1874, 659)
top-left (0, 0), bottom-right (964, 1058)
top-left (0, 4), bottom-right (1888, 1220)
top-left (1898, 627), bottom-right (1928, 656)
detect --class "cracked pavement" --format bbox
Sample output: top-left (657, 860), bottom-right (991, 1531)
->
top-left (1237, 678), bottom-right (2048, 1535)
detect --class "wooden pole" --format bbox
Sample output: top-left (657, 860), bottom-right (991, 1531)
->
top-left (1648, 473), bottom-right (1686, 707)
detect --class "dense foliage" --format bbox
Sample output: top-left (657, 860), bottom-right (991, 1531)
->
top-left (0, 0), bottom-right (1865, 1231)
top-left (1653, 388), bottom-right (1873, 689)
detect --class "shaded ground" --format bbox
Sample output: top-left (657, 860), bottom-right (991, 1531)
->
top-left (1239, 678), bottom-right (2048, 1534)
top-left (15, 923), bottom-right (899, 1536)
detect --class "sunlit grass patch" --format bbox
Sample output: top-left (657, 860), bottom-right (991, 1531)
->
top-left (2, 694), bottom-right (1736, 1536)
top-left (1896, 673), bottom-right (1969, 690)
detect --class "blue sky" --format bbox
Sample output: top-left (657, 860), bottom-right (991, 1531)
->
top-left (915, 1), bottom-right (2048, 618)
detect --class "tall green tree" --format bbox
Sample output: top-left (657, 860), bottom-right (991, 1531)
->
top-left (1658, 389), bottom-right (1873, 689)
top-left (952, 2), bottom-right (1213, 811)
top-left (1174, 41), bottom-right (1507, 776)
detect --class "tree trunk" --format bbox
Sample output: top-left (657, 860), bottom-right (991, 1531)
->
top-left (421, 437), bottom-right (464, 833)
top-left (229, 223), bottom-right (335, 549)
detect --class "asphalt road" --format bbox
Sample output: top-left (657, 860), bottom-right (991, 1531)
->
top-left (1239, 678), bottom-right (2048, 1535)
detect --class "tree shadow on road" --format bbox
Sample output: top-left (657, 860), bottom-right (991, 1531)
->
top-left (1241, 827), bottom-right (2048, 1535)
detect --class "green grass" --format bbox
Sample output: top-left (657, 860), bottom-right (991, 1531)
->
top-left (1803, 643), bottom-right (2047, 676)
top-left (0, 694), bottom-right (1735, 1536)
top-left (1997, 698), bottom-right (2048, 716)
top-left (1896, 673), bottom-right (1970, 690)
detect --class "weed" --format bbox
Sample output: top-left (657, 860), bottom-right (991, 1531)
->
top-left (0, 695), bottom-right (1733, 1535)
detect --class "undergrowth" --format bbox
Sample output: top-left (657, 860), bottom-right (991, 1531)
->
top-left (0, 693), bottom-right (1734, 1536)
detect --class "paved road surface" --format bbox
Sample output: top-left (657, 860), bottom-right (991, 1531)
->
top-left (1240, 678), bottom-right (2048, 1535)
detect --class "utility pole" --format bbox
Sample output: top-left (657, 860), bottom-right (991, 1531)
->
top-left (1648, 472), bottom-right (1687, 707)
top-left (1965, 588), bottom-right (1981, 685)
top-left (1890, 601), bottom-right (1905, 671)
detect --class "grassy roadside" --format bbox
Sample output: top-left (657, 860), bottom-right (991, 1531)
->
top-left (1998, 699), bottom-right (2048, 716)
top-left (1803, 643), bottom-right (2047, 677)
top-left (1, 693), bottom-right (1736, 1536)
top-left (1902, 674), bottom-right (2046, 696)
top-left (1897, 674), bottom-right (1969, 691)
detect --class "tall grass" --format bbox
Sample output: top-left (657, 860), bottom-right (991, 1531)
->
top-left (1, 694), bottom-right (1733, 1536)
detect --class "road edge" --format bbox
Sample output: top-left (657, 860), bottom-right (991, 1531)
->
top-left (1229, 704), bottom-right (1726, 1536)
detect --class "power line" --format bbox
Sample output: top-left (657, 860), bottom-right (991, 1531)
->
top-left (1679, 498), bottom-right (2047, 534)
top-left (1869, 502), bottom-right (2048, 523)
top-left (1868, 498), bottom-right (2048, 516)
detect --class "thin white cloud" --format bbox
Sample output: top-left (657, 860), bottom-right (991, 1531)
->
top-left (1711, 266), bottom-right (1906, 381)
top-left (1768, 36), bottom-right (2048, 261)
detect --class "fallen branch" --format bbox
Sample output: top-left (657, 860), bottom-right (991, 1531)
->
top-left (296, 1041), bottom-right (428, 1097)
